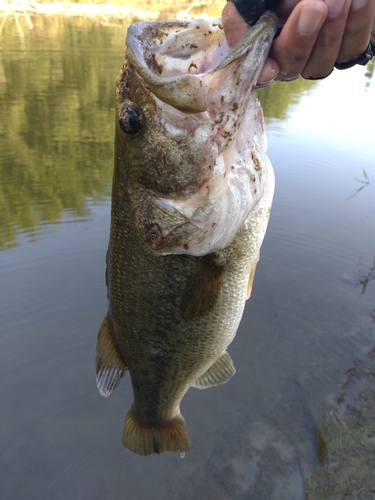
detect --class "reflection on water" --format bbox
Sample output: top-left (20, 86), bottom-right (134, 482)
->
top-left (358, 254), bottom-right (375, 297)
top-left (1, 10), bottom-right (375, 500)
top-left (0, 16), bottom-right (124, 249)
top-left (258, 77), bottom-right (318, 122)
top-left (364, 59), bottom-right (375, 87)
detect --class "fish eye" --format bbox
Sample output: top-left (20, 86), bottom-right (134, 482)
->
top-left (119, 102), bottom-right (142, 136)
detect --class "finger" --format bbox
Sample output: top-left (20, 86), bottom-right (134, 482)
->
top-left (337, 0), bottom-right (375, 64)
top-left (270, 0), bottom-right (328, 81)
top-left (302, 0), bottom-right (353, 78)
top-left (257, 57), bottom-right (281, 85)
top-left (275, 0), bottom-right (308, 21)
top-left (222, 1), bottom-right (281, 86)
top-left (222, 1), bottom-right (250, 48)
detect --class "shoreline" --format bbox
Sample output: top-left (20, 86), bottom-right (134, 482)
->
top-left (0, 0), bottom-right (216, 20)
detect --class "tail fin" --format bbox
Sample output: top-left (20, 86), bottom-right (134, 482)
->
top-left (122, 406), bottom-right (190, 456)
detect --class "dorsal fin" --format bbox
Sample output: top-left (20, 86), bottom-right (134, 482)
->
top-left (192, 350), bottom-right (236, 389)
top-left (95, 314), bottom-right (127, 397)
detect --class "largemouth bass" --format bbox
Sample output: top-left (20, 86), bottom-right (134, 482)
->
top-left (96, 11), bottom-right (278, 456)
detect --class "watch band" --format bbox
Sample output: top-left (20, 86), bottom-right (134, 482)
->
top-left (335, 41), bottom-right (375, 70)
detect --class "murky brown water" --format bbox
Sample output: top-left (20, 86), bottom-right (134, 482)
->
top-left (1, 10), bottom-right (375, 500)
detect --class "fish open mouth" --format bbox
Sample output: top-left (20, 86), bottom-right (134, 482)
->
top-left (125, 12), bottom-right (278, 256)
top-left (126, 11), bottom-right (278, 114)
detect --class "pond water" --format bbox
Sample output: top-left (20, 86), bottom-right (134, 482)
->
top-left (1, 11), bottom-right (375, 500)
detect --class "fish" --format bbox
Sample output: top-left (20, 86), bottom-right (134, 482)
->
top-left (95, 11), bottom-right (278, 456)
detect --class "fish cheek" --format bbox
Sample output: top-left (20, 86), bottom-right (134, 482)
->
top-left (180, 254), bottom-right (226, 321)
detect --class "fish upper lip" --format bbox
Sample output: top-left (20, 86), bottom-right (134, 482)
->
top-left (125, 11), bottom-right (278, 113)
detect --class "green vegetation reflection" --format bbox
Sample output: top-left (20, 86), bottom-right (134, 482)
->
top-left (258, 77), bottom-right (317, 122)
top-left (0, 17), bottom-right (128, 249)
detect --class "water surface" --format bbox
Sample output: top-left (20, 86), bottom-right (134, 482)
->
top-left (1, 12), bottom-right (375, 500)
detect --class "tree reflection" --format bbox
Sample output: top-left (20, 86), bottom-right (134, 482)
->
top-left (0, 17), bottom-right (124, 248)
top-left (258, 76), bottom-right (317, 122)
top-left (364, 59), bottom-right (374, 89)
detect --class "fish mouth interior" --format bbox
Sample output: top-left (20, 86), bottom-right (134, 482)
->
top-left (142, 19), bottom-right (229, 78)
top-left (126, 13), bottom-right (278, 113)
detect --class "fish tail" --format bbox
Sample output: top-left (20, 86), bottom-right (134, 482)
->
top-left (122, 405), bottom-right (190, 456)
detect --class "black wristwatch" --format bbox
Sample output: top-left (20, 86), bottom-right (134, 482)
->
top-left (335, 41), bottom-right (375, 70)
top-left (228, 0), bottom-right (283, 26)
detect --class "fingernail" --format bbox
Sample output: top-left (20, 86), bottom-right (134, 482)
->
top-left (298, 4), bottom-right (325, 36)
top-left (352, 0), bottom-right (367, 10)
top-left (257, 60), bottom-right (279, 85)
top-left (325, 0), bottom-right (346, 17)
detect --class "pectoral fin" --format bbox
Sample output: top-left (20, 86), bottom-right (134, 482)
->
top-left (192, 351), bottom-right (236, 389)
top-left (95, 314), bottom-right (127, 397)
top-left (180, 254), bottom-right (225, 321)
top-left (246, 261), bottom-right (258, 300)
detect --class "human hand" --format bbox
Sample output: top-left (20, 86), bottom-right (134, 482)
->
top-left (222, 0), bottom-right (375, 83)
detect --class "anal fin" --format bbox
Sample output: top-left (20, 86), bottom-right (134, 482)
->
top-left (95, 313), bottom-right (127, 397)
top-left (192, 350), bottom-right (236, 389)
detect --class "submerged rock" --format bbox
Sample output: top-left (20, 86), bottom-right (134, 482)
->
top-left (306, 350), bottom-right (375, 499)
